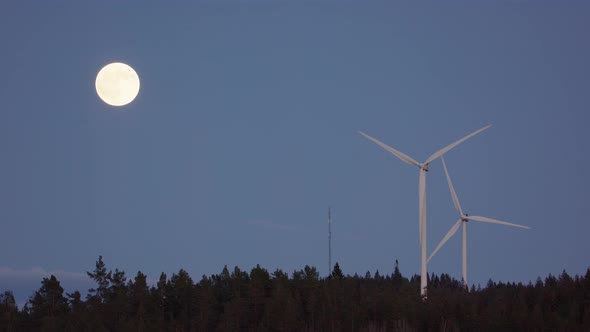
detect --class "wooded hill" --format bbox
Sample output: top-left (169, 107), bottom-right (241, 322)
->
top-left (1, 256), bottom-right (589, 331)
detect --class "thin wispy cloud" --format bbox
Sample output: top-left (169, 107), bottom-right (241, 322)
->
top-left (0, 266), bottom-right (91, 283)
top-left (249, 219), bottom-right (273, 226)
top-left (0, 266), bottom-right (94, 310)
top-left (0, 266), bottom-right (163, 310)
top-left (0, 266), bottom-right (162, 288)
top-left (248, 219), bottom-right (295, 231)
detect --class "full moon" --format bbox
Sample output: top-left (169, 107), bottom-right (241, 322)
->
top-left (95, 62), bottom-right (140, 107)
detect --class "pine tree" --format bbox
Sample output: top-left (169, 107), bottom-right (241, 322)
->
top-left (128, 271), bottom-right (149, 331)
top-left (86, 256), bottom-right (112, 303)
top-left (0, 290), bottom-right (19, 331)
top-left (106, 268), bottom-right (128, 330)
top-left (392, 259), bottom-right (403, 288)
top-left (150, 272), bottom-right (168, 330)
top-left (196, 275), bottom-right (216, 332)
top-left (265, 269), bottom-right (299, 331)
top-left (168, 269), bottom-right (196, 331)
top-left (29, 275), bottom-right (68, 332)
top-left (332, 262), bottom-right (344, 280)
top-left (65, 291), bottom-right (85, 332)
top-left (249, 264), bottom-right (270, 328)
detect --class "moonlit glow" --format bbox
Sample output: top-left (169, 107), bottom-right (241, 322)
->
top-left (95, 62), bottom-right (140, 107)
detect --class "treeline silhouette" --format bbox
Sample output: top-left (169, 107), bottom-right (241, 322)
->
top-left (1, 256), bottom-right (589, 331)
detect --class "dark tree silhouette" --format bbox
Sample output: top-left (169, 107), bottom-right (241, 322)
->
top-left (28, 275), bottom-right (68, 332)
top-left (331, 262), bottom-right (344, 280)
top-left (2, 257), bottom-right (590, 331)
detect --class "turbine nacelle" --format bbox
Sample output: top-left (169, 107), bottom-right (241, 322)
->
top-left (420, 163), bottom-right (430, 171)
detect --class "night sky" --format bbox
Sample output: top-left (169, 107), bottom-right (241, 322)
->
top-left (1, 1), bottom-right (589, 307)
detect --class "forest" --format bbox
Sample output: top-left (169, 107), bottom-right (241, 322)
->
top-left (1, 256), bottom-right (589, 331)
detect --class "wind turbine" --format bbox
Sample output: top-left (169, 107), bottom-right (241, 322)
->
top-left (427, 156), bottom-right (530, 289)
top-left (358, 124), bottom-right (491, 297)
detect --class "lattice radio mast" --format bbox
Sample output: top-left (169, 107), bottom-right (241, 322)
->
top-left (328, 207), bottom-right (332, 276)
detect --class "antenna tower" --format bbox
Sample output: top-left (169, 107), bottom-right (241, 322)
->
top-left (328, 207), bottom-right (332, 276)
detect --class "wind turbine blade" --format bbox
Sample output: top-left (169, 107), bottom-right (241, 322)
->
top-left (441, 157), bottom-right (463, 216)
top-left (469, 215), bottom-right (530, 229)
top-left (424, 124), bottom-right (491, 164)
top-left (358, 131), bottom-right (421, 167)
top-left (427, 219), bottom-right (462, 263)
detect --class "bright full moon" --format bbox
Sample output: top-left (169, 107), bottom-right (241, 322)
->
top-left (95, 62), bottom-right (140, 107)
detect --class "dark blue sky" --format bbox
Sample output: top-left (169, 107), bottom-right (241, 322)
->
top-left (1, 1), bottom-right (589, 306)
